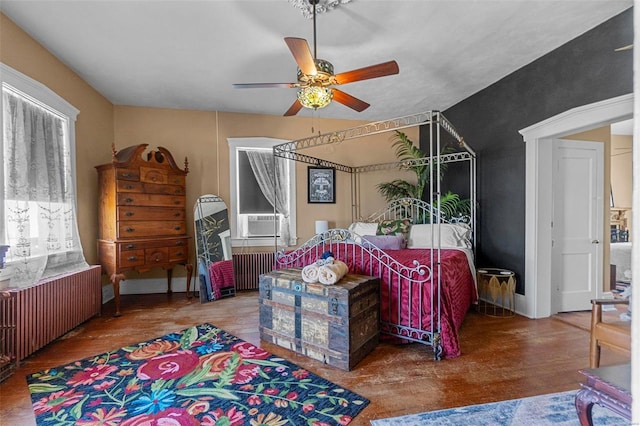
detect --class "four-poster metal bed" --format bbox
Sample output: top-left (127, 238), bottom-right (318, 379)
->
top-left (271, 111), bottom-right (477, 359)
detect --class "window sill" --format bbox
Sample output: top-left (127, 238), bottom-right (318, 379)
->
top-left (231, 236), bottom-right (297, 248)
top-left (231, 237), bottom-right (278, 248)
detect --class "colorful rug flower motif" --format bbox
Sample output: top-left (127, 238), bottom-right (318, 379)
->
top-left (26, 323), bottom-right (369, 425)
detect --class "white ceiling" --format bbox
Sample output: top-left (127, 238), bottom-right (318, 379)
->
top-left (0, 0), bottom-right (632, 121)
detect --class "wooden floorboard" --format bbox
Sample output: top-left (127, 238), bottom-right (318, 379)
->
top-left (0, 291), bottom-right (630, 425)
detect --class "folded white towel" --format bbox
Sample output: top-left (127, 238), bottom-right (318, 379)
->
top-left (318, 260), bottom-right (348, 285)
top-left (302, 264), bottom-right (320, 283)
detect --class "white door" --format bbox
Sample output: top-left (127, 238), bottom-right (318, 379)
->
top-left (551, 139), bottom-right (603, 312)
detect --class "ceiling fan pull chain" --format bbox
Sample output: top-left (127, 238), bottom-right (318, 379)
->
top-left (312, 0), bottom-right (318, 58)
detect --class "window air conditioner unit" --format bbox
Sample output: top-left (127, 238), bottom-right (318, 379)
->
top-left (242, 214), bottom-right (280, 238)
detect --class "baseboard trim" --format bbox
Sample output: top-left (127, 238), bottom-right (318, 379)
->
top-left (101, 277), bottom-right (192, 304)
top-left (102, 284), bottom-right (114, 304)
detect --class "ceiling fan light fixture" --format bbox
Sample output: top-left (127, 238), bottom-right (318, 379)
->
top-left (297, 85), bottom-right (333, 110)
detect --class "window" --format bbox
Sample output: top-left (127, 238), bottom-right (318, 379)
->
top-left (228, 138), bottom-right (296, 247)
top-left (1, 63), bottom-right (87, 288)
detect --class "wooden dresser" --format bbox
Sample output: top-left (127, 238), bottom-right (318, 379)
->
top-left (96, 144), bottom-right (193, 316)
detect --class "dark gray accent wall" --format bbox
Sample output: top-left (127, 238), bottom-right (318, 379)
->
top-left (435, 8), bottom-right (633, 294)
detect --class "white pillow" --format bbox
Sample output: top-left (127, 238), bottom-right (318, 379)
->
top-left (407, 223), bottom-right (472, 249)
top-left (348, 222), bottom-right (378, 242)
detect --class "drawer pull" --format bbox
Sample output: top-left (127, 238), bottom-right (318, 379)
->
top-left (126, 227), bottom-right (135, 233)
top-left (175, 189), bottom-right (182, 194)
top-left (176, 241), bottom-right (185, 246)
top-left (174, 226), bottom-right (181, 231)
top-left (124, 185), bottom-right (133, 190)
top-left (175, 251), bottom-right (183, 256)
top-left (174, 212), bottom-right (181, 217)
top-left (126, 244), bottom-right (135, 249)
top-left (122, 172), bottom-right (131, 178)
top-left (125, 211), bottom-right (134, 217)
top-left (155, 258), bottom-right (160, 262)
top-left (127, 256), bottom-right (137, 261)
top-left (174, 200), bottom-right (181, 205)
top-left (124, 198), bottom-right (134, 203)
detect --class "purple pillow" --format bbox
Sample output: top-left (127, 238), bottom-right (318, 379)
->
top-left (362, 234), bottom-right (406, 250)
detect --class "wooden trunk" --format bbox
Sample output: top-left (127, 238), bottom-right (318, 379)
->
top-left (259, 267), bottom-right (379, 371)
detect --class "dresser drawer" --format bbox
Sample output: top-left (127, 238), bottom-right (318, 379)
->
top-left (116, 169), bottom-right (140, 181)
top-left (118, 221), bottom-right (186, 238)
top-left (117, 180), bottom-right (185, 196)
top-left (145, 247), bottom-right (168, 264)
top-left (118, 249), bottom-right (145, 267)
top-left (117, 206), bottom-right (185, 221)
top-left (117, 180), bottom-right (143, 192)
top-left (168, 237), bottom-right (190, 249)
top-left (120, 241), bottom-right (142, 251)
top-left (140, 167), bottom-right (168, 184)
top-left (169, 246), bottom-right (188, 262)
top-left (117, 193), bottom-right (185, 207)
top-left (168, 174), bottom-right (185, 186)
top-left (117, 237), bottom-right (189, 251)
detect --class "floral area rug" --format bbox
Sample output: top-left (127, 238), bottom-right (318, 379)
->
top-left (26, 323), bottom-right (368, 425)
top-left (370, 390), bottom-right (629, 426)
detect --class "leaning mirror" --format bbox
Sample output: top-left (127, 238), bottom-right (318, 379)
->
top-left (194, 194), bottom-right (235, 302)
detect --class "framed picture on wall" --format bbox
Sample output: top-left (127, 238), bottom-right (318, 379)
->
top-left (308, 167), bottom-right (336, 204)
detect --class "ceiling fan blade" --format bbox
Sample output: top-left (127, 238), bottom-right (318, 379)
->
top-left (332, 89), bottom-right (370, 112)
top-left (615, 44), bottom-right (633, 52)
top-left (334, 60), bottom-right (399, 85)
top-left (284, 99), bottom-right (303, 116)
top-left (284, 37), bottom-right (317, 75)
top-left (232, 83), bottom-right (297, 89)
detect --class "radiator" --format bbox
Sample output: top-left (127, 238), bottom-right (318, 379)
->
top-left (0, 265), bottom-right (102, 363)
top-left (233, 252), bottom-right (274, 291)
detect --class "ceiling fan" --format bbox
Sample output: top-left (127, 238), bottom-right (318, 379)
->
top-left (232, 0), bottom-right (399, 116)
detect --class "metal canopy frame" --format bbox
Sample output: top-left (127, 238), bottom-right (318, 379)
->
top-left (273, 111), bottom-right (476, 244)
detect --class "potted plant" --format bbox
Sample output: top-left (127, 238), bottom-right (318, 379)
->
top-left (377, 131), bottom-right (470, 221)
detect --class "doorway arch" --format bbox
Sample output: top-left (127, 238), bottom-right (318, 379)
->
top-left (519, 93), bottom-right (633, 318)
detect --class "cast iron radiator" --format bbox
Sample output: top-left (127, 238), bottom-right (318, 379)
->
top-left (233, 252), bottom-right (274, 291)
top-left (0, 265), bottom-right (102, 362)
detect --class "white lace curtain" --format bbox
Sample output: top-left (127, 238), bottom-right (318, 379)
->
top-left (2, 89), bottom-right (88, 288)
top-left (246, 150), bottom-right (293, 245)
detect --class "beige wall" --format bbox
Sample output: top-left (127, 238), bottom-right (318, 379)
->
top-left (611, 134), bottom-right (633, 209)
top-left (116, 108), bottom-right (419, 250)
top-left (2, 13), bottom-right (420, 283)
top-left (1, 13), bottom-right (115, 265)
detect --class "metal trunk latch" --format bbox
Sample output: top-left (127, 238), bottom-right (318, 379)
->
top-left (330, 297), bottom-right (339, 315)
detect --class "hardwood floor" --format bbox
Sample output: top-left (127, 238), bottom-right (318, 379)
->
top-left (0, 291), bottom-right (629, 425)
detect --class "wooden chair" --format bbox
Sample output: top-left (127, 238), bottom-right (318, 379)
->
top-left (589, 298), bottom-right (631, 368)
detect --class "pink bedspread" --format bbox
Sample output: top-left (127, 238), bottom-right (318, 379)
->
top-left (208, 260), bottom-right (235, 300)
top-left (367, 248), bottom-right (476, 358)
top-left (277, 245), bottom-right (476, 358)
